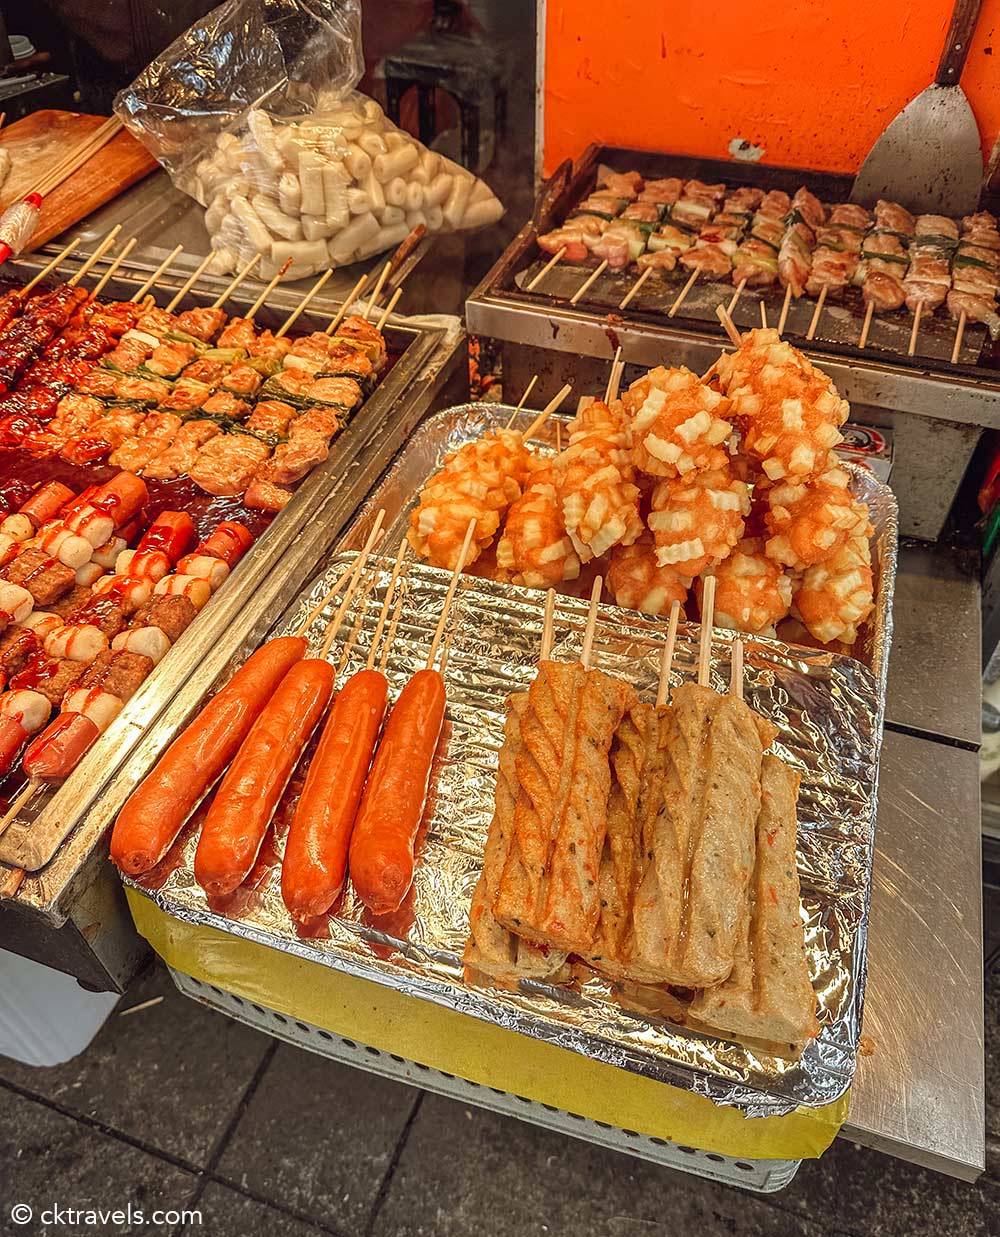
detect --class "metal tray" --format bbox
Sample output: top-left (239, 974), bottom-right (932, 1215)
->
top-left (0, 281), bottom-right (461, 875)
top-left (116, 401), bottom-right (894, 1116)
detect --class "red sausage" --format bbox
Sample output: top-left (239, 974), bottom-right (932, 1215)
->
top-left (90, 472), bottom-right (149, 527)
top-left (281, 668), bottom-right (387, 921)
top-left (198, 521), bottom-right (254, 566)
top-left (19, 481), bottom-right (75, 528)
top-left (194, 658), bottom-right (334, 897)
top-left (0, 716), bottom-right (29, 770)
top-left (349, 668), bottom-right (446, 915)
top-left (111, 636), bottom-right (307, 876)
top-left (137, 510), bottom-right (195, 563)
top-left (22, 713), bottom-right (100, 783)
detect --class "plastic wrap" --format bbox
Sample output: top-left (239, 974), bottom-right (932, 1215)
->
top-left (115, 0), bottom-right (504, 280)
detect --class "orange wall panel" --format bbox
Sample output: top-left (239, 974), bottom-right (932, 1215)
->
top-left (542, 0), bottom-right (1000, 177)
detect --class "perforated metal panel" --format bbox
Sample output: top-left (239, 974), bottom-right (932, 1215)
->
top-left (170, 968), bottom-right (801, 1193)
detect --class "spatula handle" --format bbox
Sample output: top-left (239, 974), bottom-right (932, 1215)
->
top-left (937, 0), bottom-right (984, 84)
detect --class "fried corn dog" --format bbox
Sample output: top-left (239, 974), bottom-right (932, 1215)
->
top-left (689, 755), bottom-right (818, 1051)
top-left (493, 660), bottom-right (632, 953)
top-left (628, 682), bottom-right (777, 987)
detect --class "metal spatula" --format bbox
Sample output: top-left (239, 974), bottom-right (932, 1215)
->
top-left (851, 0), bottom-right (985, 215)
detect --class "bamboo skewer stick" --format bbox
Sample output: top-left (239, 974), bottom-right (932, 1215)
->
top-left (619, 264), bottom-right (653, 310)
top-left (368, 537), bottom-right (410, 671)
top-left (777, 283), bottom-right (793, 336)
top-left (580, 576), bottom-right (602, 670)
top-left (522, 382), bottom-right (573, 441)
top-left (715, 303), bottom-right (741, 347)
top-left (951, 309), bottom-right (968, 365)
top-left (858, 299), bottom-right (875, 349)
top-left (730, 635), bottom-right (744, 701)
top-left (88, 237), bottom-right (138, 299)
top-left (698, 574), bottom-right (716, 687)
top-left (66, 225), bottom-right (122, 286)
top-left (0, 114), bottom-right (6, 135)
top-left (504, 374), bottom-right (539, 429)
top-left (0, 780), bottom-right (36, 840)
top-left (361, 261), bottom-right (392, 321)
top-left (165, 251), bottom-right (216, 314)
top-left (539, 588), bottom-right (557, 663)
top-left (22, 234), bottom-right (85, 294)
top-left (276, 268), bottom-right (333, 337)
top-left (325, 272), bottom-right (369, 335)
top-left (604, 346), bottom-right (623, 403)
top-left (759, 299), bottom-right (768, 329)
top-left (0, 864), bottom-right (25, 899)
top-left (210, 252), bottom-right (262, 308)
top-left (319, 514), bottom-right (386, 661)
top-left (726, 277), bottom-right (748, 318)
top-left (907, 302), bottom-right (923, 357)
top-left (669, 268), bottom-right (699, 317)
top-left (245, 257), bottom-right (293, 321)
top-left (375, 286), bottom-right (402, 333)
top-left (377, 584), bottom-right (409, 675)
top-left (655, 599), bottom-right (682, 709)
top-left (570, 259), bottom-right (608, 306)
top-left (131, 245), bottom-right (184, 301)
top-left (426, 518), bottom-right (477, 670)
top-left (332, 556), bottom-right (386, 675)
top-left (293, 563), bottom-right (360, 639)
top-left (806, 285), bottom-right (827, 341)
top-left (527, 246), bottom-right (566, 292)
top-left (36, 118), bottom-right (123, 197)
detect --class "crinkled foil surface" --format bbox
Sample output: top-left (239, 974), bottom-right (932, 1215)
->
top-left (130, 404), bottom-right (897, 1119)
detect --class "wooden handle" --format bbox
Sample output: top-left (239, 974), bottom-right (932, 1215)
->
top-left (937, 0), bottom-right (984, 84)
top-left (532, 158), bottom-right (573, 228)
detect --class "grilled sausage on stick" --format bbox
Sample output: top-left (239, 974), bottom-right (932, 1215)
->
top-left (192, 514), bottom-right (386, 897)
top-left (281, 535), bottom-right (408, 921)
top-left (349, 518), bottom-right (476, 916)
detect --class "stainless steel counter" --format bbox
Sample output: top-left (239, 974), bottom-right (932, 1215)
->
top-left (844, 730), bottom-right (984, 1179)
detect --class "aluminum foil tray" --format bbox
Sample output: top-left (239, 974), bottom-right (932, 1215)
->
top-left (128, 405), bottom-right (895, 1117)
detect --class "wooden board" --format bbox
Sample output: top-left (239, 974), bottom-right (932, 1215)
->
top-left (0, 110), bottom-right (158, 251)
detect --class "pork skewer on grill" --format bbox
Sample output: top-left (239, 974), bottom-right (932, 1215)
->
top-left (803, 203), bottom-right (872, 340)
top-left (854, 199), bottom-right (915, 347)
top-left (947, 210), bottom-right (1000, 360)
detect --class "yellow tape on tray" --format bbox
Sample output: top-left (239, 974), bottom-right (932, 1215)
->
top-left (127, 890), bottom-right (848, 1161)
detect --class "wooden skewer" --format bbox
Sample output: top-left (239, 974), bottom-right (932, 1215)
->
top-left (245, 257), bottom-right (293, 321)
top-left (715, 303), bottom-right (741, 347)
top-left (580, 575), bottom-right (602, 670)
top-left (0, 780), bottom-right (37, 841)
top-left (726, 277), bottom-right (748, 318)
top-left (698, 574), bottom-right (716, 688)
top-left (0, 864), bottom-right (25, 899)
top-left (604, 346), bottom-right (623, 403)
top-left (131, 244), bottom-right (183, 302)
top-left (951, 309), bottom-right (967, 365)
top-left (504, 374), bottom-right (539, 429)
top-left (368, 537), bottom-right (410, 671)
top-left (319, 515), bottom-right (386, 660)
top-left (759, 299), bottom-right (768, 329)
top-left (89, 236), bottom-right (138, 299)
top-left (22, 234), bottom-right (85, 294)
top-left (293, 562), bottom-right (359, 638)
top-left (858, 299), bottom-right (875, 349)
top-left (361, 261), bottom-right (392, 321)
top-left (777, 283), bottom-right (793, 336)
top-left (374, 286), bottom-right (402, 333)
top-left (165, 251), bottom-right (216, 314)
top-left (805, 285), bottom-right (827, 341)
top-left (730, 635), bottom-right (744, 701)
top-left (570, 259), bottom-right (608, 306)
top-left (539, 588), bottom-right (557, 662)
top-left (0, 114), bottom-right (6, 135)
top-left (522, 382), bottom-right (573, 441)
top-left (907, 302), bottom-right (923, 357)
top-left (655, 599), bottom-right (682, 709)
top-left (377, 581), bottom-right (409, 676)
top-left (325, 272), bottom-right (368, 335)
top-left (668, 268), bottom-right (699, 317)
top-left (619, 264), bottom-right (653, 310)
top-left (36, 118), bottom-right (123, 197)
top-left (526, 246), bottom-right (566, 292)
top-left (210, 252), bottom-right (262, 308)
top-left (66, 225), bottom-right (122, 286)
top-left (555, 421), bottom-right (562, 451)
top-left (276, 268), bottom-right (333, 337)
top-left (426, 518), bottom-right (477, 670)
